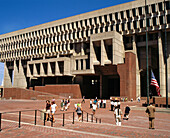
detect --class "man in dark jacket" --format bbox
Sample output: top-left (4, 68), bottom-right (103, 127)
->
top-left (124, 105), bottom-right (130, 120)
top-left (146, 103), bottom-right (156, 129)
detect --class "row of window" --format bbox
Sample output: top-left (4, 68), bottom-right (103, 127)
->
top-left (1, 1), bottom-right (169, 45)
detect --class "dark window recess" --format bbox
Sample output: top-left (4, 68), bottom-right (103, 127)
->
top-left (86, 30), bottom-right (88, 37)
top-left (128, 22), bottom-right (131, 30)
top-left (132, 8), bottom-right (136, 17)
top-left (81, 31), bottom-right (84, 37)
top-left (29, 64), bottom-right (33, 75)
top-left (158, 2), bottom-right (163, 11)
top-left (115, 12), bottom-right (118, 20)
top-left (110, 25), bottom-right (114, 31)
top-left (81, 59), bottom-right (83, 70)
top-left (122, 23), bottom-right (125, 31)
top-left (58, 61), bottom-right (64, 74)
top-left (50, 62), bottom-right (55, 74)
top-left (151, 4), bottom-right (156, 13)
top-left (116, 24), bottom-right (119, 32)
top-left (86, 59), bottom-right (90, 69)
top-left (89, 18), bottom-right (92, 25)
top-left (36, 64), bottom-right (40, 75)
top-left (140, 20), bottom-right (143, 28)
top-left (126, 10), bottom-right (130, 18)
top-left (160, 16), bottom-right (164, 25)
top-left (70, 44), bottom-right (73, 50)
top-left (43, 63), bottom-right (48, 75)
top-left (99, 16), bottom-right (102, 23)
top-left (166, 1), bottom-right (170, 10)
top-left (104, 15), bottom-right (107, 22)
top-left (94, 17), bottom-right (97, 24)
top-left (95, 28), bottom-right (98, 33)
top-left (58, 45), bottom-right (61, 51)
top-left (138, 7), bottom-right (142, 15)
top-left (121, 11), bottom-right (124, 19)
top-left (133, 21), bottom-right (137, 29)
top-left (167, 15), bottom-right (170, 23)
top-left (153, 17), bottom-right (157, 26)
top-left (90, 29), bottom-right (93, 34)
top-left (147, 18), bottom-right (150, 27)
top-left (77, 32), bottom-right (79, 38)
top-left (145, 6), bottom-right (149, 14)
top-left (109, 14), bottom-right (112, 21)
top-left (100, 27), bottom-right (103, 33)
top-left (76, 60), bottom-right (78, 70)
top-left (105, 26), bottom-right (108, 32)
top-left (73, 32), bottom-right (75, 39)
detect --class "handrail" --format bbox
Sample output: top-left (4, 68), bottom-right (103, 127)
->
top-left (82, 110), bottom-right (101, 123)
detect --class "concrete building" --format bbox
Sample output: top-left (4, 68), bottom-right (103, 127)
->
top-left (0, 0), bottom-right (170, 99)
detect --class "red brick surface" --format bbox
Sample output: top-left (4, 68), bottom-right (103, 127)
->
top-left (0, 99), bottom-right (169, 137)
top-left (118, 52), bottom-right (136, 100)
top-left (35, 84), bottom-right (82, 98)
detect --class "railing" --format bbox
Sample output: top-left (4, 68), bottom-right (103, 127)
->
top-left (0, 109), bottom-right (101, 132)
top-left (82, 110), bottom-right (101, 123)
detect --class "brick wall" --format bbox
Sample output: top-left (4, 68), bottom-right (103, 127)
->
top-left (3, 88), bottom-right (59, 100)
top-left (118, 52), bottom-right (136, 100)
top-left (34, 84), bottom-right (82, 98)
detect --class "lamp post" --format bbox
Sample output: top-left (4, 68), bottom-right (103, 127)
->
top-left (164, 0), bottom-right (168, 108)
top-left (145, 0), bottom-right (149, 106)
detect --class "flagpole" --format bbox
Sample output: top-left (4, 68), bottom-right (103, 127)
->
top-left (145, 0), bottom-right (149, 106)
top-left (164, 0), bottom-right (168, 108)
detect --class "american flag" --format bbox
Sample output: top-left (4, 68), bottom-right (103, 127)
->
top-left (150, 70), bottom-right (160, 96)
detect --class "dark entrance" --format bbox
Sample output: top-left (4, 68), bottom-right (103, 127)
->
top-left (108, 78), bottom-right (120, 97)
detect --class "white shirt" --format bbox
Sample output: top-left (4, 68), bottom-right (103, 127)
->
top-left (111, 101), bottom-right (114, 105)
top-left (90, 100), bottom-right (92, 104)
top-left (114, 102), bottom-right (118, 107)
top-left (92, 104), bottom-right (97, 110)
top-left (51, 104), bottom-right (57, 112)
top-left (103, 100), bottom-right (106, 103)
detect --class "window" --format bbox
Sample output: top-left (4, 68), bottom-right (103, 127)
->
top-left (138, 7), bottom-right (142, 15)
top-left (158, 2), bottom-right (163, 11)
top-left (151, 4), bottom-right (156, 13)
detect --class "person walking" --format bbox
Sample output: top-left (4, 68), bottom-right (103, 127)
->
top-left (81, 96), bottom-right (85, 103)
top-left (76, 103), bottom-right (82, 121)
top-left (90, 99), bottom-right (92, 108)
top-left (124, 105), bottom-right (130, 120)
top-left (111, 100), bottom-right (114, 111)
top-left (145, 103), bottom-right (156, 129)
top-left (50, 101), bottom-right (58, 122)
top-left (103, 99), bottom-right (106, 108)
top-left (64, 99), bottom-right (68, 111)
top-left (92, 102), bottom-right (97, 115)
top-left (60, 100), bottom-right (64, 111)
top-left (114, 105), bottom-right (123, 126)
top-left (45, 100), bottom-right (51, 121)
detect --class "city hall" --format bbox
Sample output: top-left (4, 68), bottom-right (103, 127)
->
top-left (0, 0), bottom-right (170, 100)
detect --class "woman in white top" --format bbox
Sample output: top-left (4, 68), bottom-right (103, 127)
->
top-left (50, 101), bottom-right (58, 122)
top-left (92, 103), bottom-right (97, 115)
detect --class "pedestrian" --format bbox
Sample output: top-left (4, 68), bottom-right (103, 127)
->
top-left (103, 99), bottom-right (106, 108)
top-left (97, 100), bottom-right (100, 109)
top-left (64, 99), bottom-right (68, 111)
top-left (145, 103), bottom-right (155, 129)
top-left (114, 105), bottom-right (123, 126)
top-left (98, 99), bottom-right (101, 108)
top-left (124, 105), bottom-right (130, 120)
top-left (95, 97), bottom-right (98, 101)
top-left (45, 100), bottom-right (51, 121)
top-left (81, 96), bottom-right (85, 103)
top-left (76, 103), bottom-right (82, 121)
top-left (137, 96), bottom-right (140, 102)
top-left (67, 99), bottom-right (70, 109)
top-left (111, 100), bottom-right (114, 111)
top-left (60, 100), bottom-right (64, 111)
top-left (92, 102), bottom-right (97, 115)
top-left (90, 99), bottom-right (92, 108)
top-left (50, 101), bottom-right (57, 122)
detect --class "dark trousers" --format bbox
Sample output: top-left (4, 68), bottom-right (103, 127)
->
top-left (104, 103), bottom-right (106, 108)
top-left (90, 104), bottom-right (92, 108)
top-left (149, 117), bottom-right (155, 129)
top-left (111, 105), bottom-right (114, 111)
top-left (82, 99), bottom-right (85, 103)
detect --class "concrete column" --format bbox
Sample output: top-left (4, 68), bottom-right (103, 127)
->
top-left (13, 60), bottom-right (19, 87)
top-left (158, 31), bottom-right (166, 97)
top-left (18, 60), bottom-right (27, 88)
top-left (3, 61), bottom-right (12, 88)
top-left (64, 59), bottom-right (70, 75)
top-left (40, 63), bottom-right (45, 76)
top-left (47, 62), bottom-right (52, 76)
top-left (90, 40), bottom-right (97, 71)
top-left (33, 64), bottom-right (38, 76)
top-left (81, 43), bottom-right (85, 55)
top-left (132, 35), bottom-right (141, 98)
top-left (55, 61), bottom-right (60, 75)
top-left (101, 40), bottom-right (108, 66)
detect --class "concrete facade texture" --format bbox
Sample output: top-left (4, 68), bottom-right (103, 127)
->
top-left (0, 0), bottom-right (170, 99)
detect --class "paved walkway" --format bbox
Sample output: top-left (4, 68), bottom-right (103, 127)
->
top-left (0, 99), bottom-right (170, 137)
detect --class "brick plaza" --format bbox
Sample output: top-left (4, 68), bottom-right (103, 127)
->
top-left (0, 99), bottom-right (169, 138)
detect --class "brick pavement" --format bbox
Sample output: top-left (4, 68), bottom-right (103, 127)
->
top-left (0, 99), bottom-right (170, 137)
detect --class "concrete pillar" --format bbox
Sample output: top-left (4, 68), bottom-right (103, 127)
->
top-left (158, 31), bottom-right (166, 97)
top-left (132, 35), bottom-right (141, 98)
top-left (55, 61), bottom-right (60, 75)
top-left (13, 60), bottom-right (19, 87)
top-left (40, 63), bottom-right (45, 76)
top-left (47, 62), bottom-right (52, 76)
top-left (33, 64), bottom-right (38, 76)
top-left (64, 59), bottom-right (70, 75)
top-left (81, 43), bottom-right (85, 55)
top-left (101, 40), bottom-right (108, 66)
top-left (3, 61), bottom-right (12, 88)
top-left (18, 60), bottom-right (27, 88)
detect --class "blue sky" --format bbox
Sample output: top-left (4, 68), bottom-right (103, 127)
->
top-left (0, 0), bottom-right (133, 85)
